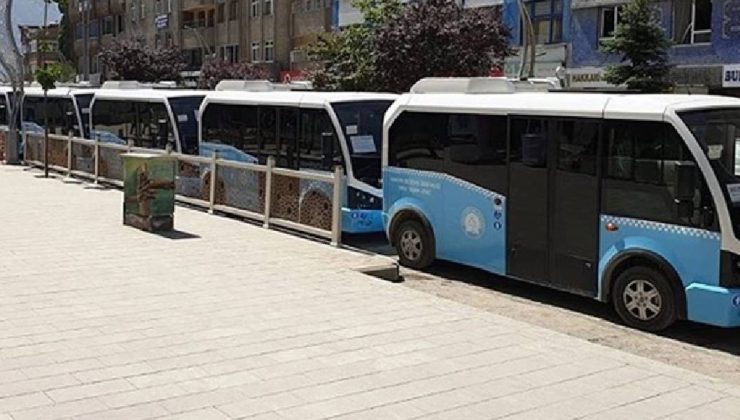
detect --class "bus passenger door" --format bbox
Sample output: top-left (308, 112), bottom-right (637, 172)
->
top-left (507, 118), bottom-right (550, 284)
top-left (549, 119), bottom-right (600, 296)
top-left (507, 117), bottom-right (600, 296)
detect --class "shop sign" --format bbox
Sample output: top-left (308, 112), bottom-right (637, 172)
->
top-left (567, 67), bottom-right (614, 88)
top-left (723, 64), bottom-right (740, 87)
top-left (155, 14), bottom-right (169, 30)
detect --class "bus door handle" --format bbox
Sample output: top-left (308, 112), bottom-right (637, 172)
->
top-left (605, 222), bottom-right (619, 232)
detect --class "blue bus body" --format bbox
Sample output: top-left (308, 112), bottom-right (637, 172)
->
top-left (383, 80), bottom-right (740, 330)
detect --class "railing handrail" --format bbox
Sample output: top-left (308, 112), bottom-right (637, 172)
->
top-left (22, 133), bottom-right (344, 246)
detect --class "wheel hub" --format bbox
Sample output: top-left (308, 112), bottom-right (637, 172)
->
top-left (400, 230), bottom-right (422, 261)
top-left (623, 279), bottom-right (662, 322)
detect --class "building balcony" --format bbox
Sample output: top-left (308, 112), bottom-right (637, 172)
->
top-left (181, 28), bottom-right (215, 51)
top-left (181, 0), bottom-right (216, 12)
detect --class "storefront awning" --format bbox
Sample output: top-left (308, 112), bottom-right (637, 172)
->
top-left (572, 0), bottom-right (630, 9)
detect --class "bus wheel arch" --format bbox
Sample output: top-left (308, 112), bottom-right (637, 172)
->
top-left (603, 251), bottom-right (687, 328)
top-left (389, 209), bottom-right (436, 269)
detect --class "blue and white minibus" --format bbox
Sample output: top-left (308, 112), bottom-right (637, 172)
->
top-left (199, 86), bottom-right (398, 233)
top-left (382, 78), bottom-right (740, 331)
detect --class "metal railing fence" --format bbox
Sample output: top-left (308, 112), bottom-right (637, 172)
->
top-left (22, 132), bottom-right (343, 246)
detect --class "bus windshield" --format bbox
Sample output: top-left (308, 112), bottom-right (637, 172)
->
top-left (680, 108), bottom-right (740, 235)
top-left (332, 100), bottom-right (393, 187)
top-left (169, 96), bottom-right (204, 155)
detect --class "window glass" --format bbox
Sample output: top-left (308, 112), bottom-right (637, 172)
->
top-left (23, 97), bottom-right (79, 137)
top-left (279, 108), bottom-right (299, 169)
top-left (388, 112), bottom-right (508, 193)
top-left (0, 95), bottom-right (7, 126)
top-left (602, 121), bottom-right (712, 228)
top-left (91, 99), bottom-right (136, 145)
top-left (556, 120), bottom-right (599, 175)
top-left (510, 118), bottom-right (548, 168)
top-left (259, 106), bottom-right (278, 162)
top-left (299, 109), bottom-right (342, 171)
top-left (169, 96), bottom-right (205, 155)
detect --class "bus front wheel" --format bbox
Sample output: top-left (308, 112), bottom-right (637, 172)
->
top-left (612, 266), bottom-right (678, 332)
top-left (394, 219), bottom-right (434, 269)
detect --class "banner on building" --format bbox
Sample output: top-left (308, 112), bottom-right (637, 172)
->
top-left (723, 64), bottom-right (740, 88)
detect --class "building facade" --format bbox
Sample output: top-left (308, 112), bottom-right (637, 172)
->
top-left (568, 0), bottom-right (740, 96)
top-left (69, 0), bottom-right (128, 84)
top-left (19, 24), bottom-right (61, 79)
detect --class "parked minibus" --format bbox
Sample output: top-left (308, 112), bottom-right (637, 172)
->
top-left (199, 85), bottom-right (398, 233)
top-left (382, 77), bottom-right (740, 331)
top-left (89, 82), bottom-right (205, 153)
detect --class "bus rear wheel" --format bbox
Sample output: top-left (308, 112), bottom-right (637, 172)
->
top-left (394, 219), bottom-right (434, 269)
top-left (612, 266), bottom-right (677, 332)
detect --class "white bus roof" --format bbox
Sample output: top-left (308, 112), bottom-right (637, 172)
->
top-left (394, 92), bottom-right (740, 121)
top-left (93, 89), bottom-right (205, 102)
top-left (202, 90), bottom-right (398, 108)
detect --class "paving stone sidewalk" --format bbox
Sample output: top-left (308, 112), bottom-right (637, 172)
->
top-left (0, 165), bottom-right (739, 420)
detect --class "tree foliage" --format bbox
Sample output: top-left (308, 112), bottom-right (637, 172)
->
top-left (307, 0), bottom-right (509, 92)
top-left (306, 0), bottom-right (402, 91)
top-left (99, 38), bottom-right (186, 82)
top-left (56, 0), bottom-right (76, 64)
top-left (599, 0), bottom-right (672, 92)
top-left (197, 59), bottom-right (269, 89)
top-left (35, 62), bottom-right (65, 91)
top-left (374, 0), bottom-right (510, 92)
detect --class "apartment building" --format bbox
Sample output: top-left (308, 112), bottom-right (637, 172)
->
top-left (68, 0), bottom-right (333, 83)
top-left (69, 0), bottom-right (128, 83)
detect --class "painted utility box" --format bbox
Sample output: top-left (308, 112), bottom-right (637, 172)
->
top-left (122, 153), bottom-right (176, 232)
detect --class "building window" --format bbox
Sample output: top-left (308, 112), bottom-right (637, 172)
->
top-left (102, 16), bottom-right (114, 35)
top-left (264, 40), bottom-right (274, 62)
top-left (523, 0), bottom-right (563, 45)
top-left (251, 41), bottom-right (261, 62)
top-left (229, 0), bottom-right (238, 20)
top-left (251, 0), bottom-right (260, 17)
top-left (600, 6), bottom-right (622, 39)
top-left (217, 3), bottom-right (225, 23)
top-left (675, 0), bottom-right (712, 44)
top-left (221, 44), bottom-right (239, 63)
top-left (264, 0), bottom-right (273, 16)
top-left (139, 0), bottom-right (146, 19)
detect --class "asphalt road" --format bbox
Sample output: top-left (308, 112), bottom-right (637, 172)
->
top-left (345, 233), bottom-right (740, 385)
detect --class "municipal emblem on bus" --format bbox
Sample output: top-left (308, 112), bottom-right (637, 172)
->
top-left (733, 295), bottom-right (740, 307)
top-left (461, 207), bottom-right (485, 239)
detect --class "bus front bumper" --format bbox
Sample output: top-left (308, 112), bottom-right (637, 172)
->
top-left (342, 209), bottom-right (384, 234)
top-left (685, 283), bottom-right (740, 328)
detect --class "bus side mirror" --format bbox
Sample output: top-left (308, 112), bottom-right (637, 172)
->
top-left (321, 132), bottom-right (334, 168)
top-left (674, 161), bottom-right (696, 219)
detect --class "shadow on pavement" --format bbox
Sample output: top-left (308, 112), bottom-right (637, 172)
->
top-left (346, 234), bottom-right (740, 357)
top-left (154, 230), bottom-right (201, 240)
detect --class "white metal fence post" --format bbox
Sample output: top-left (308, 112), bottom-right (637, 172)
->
top-left (67, 131), bottom-right (73, 177)
top-left (93, 135), bottom-right (100, 184)
top-left (263, 156), bottom-right (275, 229)
top-left (331, 165), bottom-right (343, 247)
top-left (209, 151), bottom-right (217, 214)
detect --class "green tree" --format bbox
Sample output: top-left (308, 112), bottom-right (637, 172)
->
top-left (374, 0), bottom-right (510, 92)
top-left (35, 63), bottom-right (65, 178)
top-left (599, 0), bottom-right (672, 92)
top-left (306, 0), bottom-right (402, 91)
top-left (56, 0), bottom-right (76, 65)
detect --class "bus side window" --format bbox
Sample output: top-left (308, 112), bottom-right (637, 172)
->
top-left (279, 107), bottom-right (299, 169)
top-left (299, 109), bottom-right (342, 171)
top-left (388, 112), bottom-right (446, 171)
top-left (602, 121), bottom-right (714, 229)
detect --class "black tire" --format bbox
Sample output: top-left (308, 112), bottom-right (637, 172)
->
top-left (393, 219), bottom-right (434, 269)
top-left (612, 266), bottom-right (678, 332)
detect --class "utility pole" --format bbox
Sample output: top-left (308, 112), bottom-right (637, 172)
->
top-left (516, 0), bottom-right (536, 80)
top-left (79, 0), bottom-right (91, 81)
